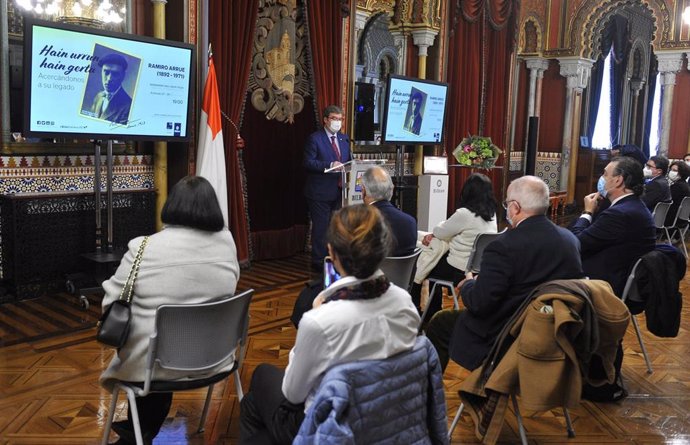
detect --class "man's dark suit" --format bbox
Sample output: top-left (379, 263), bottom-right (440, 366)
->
top-left (451, 215), bottom-right (584, 370)
top-left (372, 200), bottom-right (417, 256)
top-left (570, 195), bottom-right (656, 296)
top-left (641, 175), bottom-right (671, 211)
top-left (303, 129), bottom-right (351, 268)
top-left (91, 88), bottom-right (132, 124)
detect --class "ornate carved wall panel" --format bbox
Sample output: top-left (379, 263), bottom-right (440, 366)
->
top-left (248, 0), bottom-right (309, 123)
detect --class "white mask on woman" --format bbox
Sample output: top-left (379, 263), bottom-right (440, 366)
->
top-left (668, 171), bottom-right (679, 182)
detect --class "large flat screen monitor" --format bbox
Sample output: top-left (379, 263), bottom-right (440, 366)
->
top-left (381, 75), bottom-right (449, 145)
top-left (23, 18), bottom-right (195, 141)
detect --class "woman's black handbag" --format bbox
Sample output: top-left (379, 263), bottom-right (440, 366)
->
top-left (96, 236), bottom-right (149, 348)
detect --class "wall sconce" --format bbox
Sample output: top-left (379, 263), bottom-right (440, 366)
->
top-left (683, 6), bottom-right (690, 26)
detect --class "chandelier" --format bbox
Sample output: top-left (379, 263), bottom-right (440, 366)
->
top-left (14, 0), bottom-right (126, 28)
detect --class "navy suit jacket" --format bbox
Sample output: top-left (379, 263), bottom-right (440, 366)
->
top-left (303, 129), bottom-right (351, 202)
top-left (641, 175), bottom-right (671, 211)
top-left (372, 200), bottom-right (417, 256)
top-left (570, 194), bottom-right (655, 296)
top-left (451, 215), bottom-right (584, 370)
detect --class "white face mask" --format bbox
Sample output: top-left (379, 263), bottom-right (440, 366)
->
top-left (328, 120), bottom-right (342, 133)
top-left (668, 171), bottom-right (679, 182)
top-left (685, 160), bottom-right (690, 167)
top-left (643, 166), bottom-right (654, 178)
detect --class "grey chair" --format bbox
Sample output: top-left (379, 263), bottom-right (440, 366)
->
top-left (662, 196), bottom-right (690, 258)
top-left (620, 258), bottom-right (653, 374)
top-left (652, 201), bottom-right (672, 242)
top-left (379, 247), bottom-right (421, 290)
top-left (101, 289), bottom-right (254, 445)
top-left (422, 230), bottom-right (504, 328)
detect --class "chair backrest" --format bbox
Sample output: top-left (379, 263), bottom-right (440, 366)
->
top-left (151, 289), bottom-right (254, 372)
top-left (652, 201), bottom-right (672, 229)
top-left (619, 258), bottom-right (643, 303)
top-left (674, 196), bottom-right (690, 225)
top-left (379, 247), bottom-right (421, 290)
top-left (465, 229), bottom-right (505, 273)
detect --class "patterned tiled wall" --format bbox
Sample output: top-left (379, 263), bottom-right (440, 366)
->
top-left (510, 151), bottom-right (562, 192)
top-left (0, 155), bottom-right (154, 194)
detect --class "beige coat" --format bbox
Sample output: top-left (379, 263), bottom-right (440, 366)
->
top-left (461, 279), bottom-right (630, 411)
top-left (99, 226), bottom-right (240, 391)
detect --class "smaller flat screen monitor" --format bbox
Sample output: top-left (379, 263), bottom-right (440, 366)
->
top-left (23, 18), bottom-right (195, 141)
top-left (381, 75), bottom-right (449, 145)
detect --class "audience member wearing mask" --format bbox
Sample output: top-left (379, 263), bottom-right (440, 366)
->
top-left (641, 155), bottom-right (672, 211)
top-left (570, 156), bottom-right (655, 402)
top-left (425, 176), bottom-right (584, 373)
top-left (685, 153), bottom-right (690, 183)
top-left (666, 160), bottom-right (690, 227)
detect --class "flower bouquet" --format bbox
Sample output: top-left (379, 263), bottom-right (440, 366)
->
top-left (452, 136), bottom-right (502, 169)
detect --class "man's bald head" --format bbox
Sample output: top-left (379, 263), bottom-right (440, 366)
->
top-left (361, 166), bottom-right (394, 203)
top-left (507, 176), bottom-right (550, 216)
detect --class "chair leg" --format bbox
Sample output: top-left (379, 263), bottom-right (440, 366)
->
top-left (511, 395), bottom-right (528, 445)
top-left (198, 383), bottom-right (214, 433)
top-left (447, 402), bottom-right (464, 442)
top-left (563, 407), bottom-right (575, 438)
top-left (101, 387), bottom-right (119, 445)
top-left (123, 387), bottom-right (144, 445)
top-left (419, 282), bottom-right (440, 331)
top-left (631, 315), bottom-right (653, 374)
top-left (449, 286), bottom-right (459, 310)
top-left (234, 369), bottom-right (244, 401)
top-left (663, 228), bottom-right (672, 245)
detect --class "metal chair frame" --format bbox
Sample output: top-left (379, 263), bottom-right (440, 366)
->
top-left (620, 258), bottom-right (653, 374)
top-left (421, 231), bottom-right (503, 329)
top-left (448, 396), bottom-right (575, 444)
top-left (101, 289), bottom-right (254, 445)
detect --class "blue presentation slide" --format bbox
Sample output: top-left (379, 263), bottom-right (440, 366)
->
top-left (383, 77), bottom-right (448, 145)
top-left (27, 23), bottom-right (192, 139)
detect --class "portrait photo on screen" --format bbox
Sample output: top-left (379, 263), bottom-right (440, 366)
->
top-left (403, 87), bottom-right (426, 135)
top-left (80, 44), bottom-right (141, 125)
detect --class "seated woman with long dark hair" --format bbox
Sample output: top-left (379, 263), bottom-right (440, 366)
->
top-left (239, 204), bottom-right (420, 444)
top-left (101, 176), bottom-right (240, 445)
top-left (411, 173), bottom-right (497, 319)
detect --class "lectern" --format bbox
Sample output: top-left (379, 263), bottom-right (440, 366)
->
top-left (324, 159), bottom-right (386, 207)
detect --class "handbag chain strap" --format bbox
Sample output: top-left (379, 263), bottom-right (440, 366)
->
top-left (118, 236), bottom-right (150, 303)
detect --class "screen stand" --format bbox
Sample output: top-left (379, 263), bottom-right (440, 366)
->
top-left (93, 140), bottom-right (102, 252)
top-left (393, 144), bottom-right (405, 209)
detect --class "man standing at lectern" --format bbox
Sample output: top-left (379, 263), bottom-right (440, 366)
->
top-left (303, 105), bottom-right (351, 272)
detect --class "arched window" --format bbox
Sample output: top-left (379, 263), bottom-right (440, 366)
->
top-left (592, 50), bottom-right (612, 148)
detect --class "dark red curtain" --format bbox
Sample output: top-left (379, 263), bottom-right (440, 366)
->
top-left (446, 1), bottom-right (518, 213)
top-left (307, 0), bottom-right (343, 120)
top-left (208, 0), bottom-right (258, 265)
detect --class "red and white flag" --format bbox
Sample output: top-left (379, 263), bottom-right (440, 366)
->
top-left (196, 52), bottom-right (229, 227)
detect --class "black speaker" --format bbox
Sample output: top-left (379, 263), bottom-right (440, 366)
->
top-left (354, 82), bottom-right (375, 141)
top-left (525, 116), bottom-right (539, 176)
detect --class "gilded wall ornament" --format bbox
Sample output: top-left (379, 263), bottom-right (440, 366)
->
top-left (248, 0), bottom-right (309, 123)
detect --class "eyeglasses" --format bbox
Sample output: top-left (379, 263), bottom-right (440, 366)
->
top-left (502, 199), bottom-right (519, 210)
top-left (328, 116), bottom-right (344, 122)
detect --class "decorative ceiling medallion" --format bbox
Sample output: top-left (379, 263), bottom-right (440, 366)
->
top-left (248, 0), bottom-right (309, 123)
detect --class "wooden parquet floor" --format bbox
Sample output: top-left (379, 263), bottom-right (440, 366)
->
top-left (0, 251), bottom-right (689, 444)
